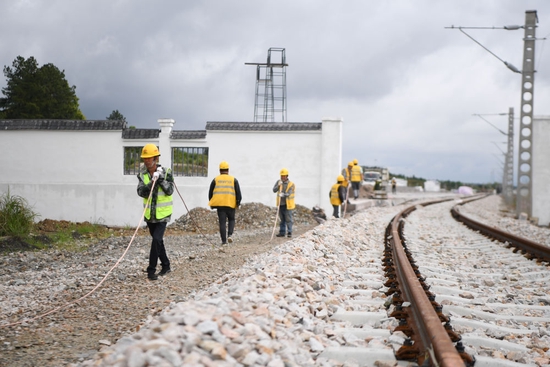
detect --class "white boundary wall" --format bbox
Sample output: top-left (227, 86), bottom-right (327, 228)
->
top-left (1, 118), bottom-right (342, 226)
top-left (532, 116), bottom-right (550, 226)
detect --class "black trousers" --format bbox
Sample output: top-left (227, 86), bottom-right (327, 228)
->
top-left (216, 207), bottom-right (235, 243)
top-left (332, 205), bottom-right (340, 218)
top-left (146, 221), bottom-right (170, 275)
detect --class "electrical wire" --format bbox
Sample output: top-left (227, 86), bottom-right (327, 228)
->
top-left (458, 28), bottom-right (507, 64)
top-left (1, 176), bottom-right (296, 328)
top-left (0, 176), bottom-right (159, 328)
top-left (173, 184), bottom-right (210, 245)
top-left (535, 31), bottom-right (549, 72)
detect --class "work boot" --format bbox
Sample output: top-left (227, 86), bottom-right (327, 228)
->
top-left (159, 267), bottom-right (171, 276)
top-left (276, 233), bottom-right (285, 237)
top-left (287, 233), bottom-right (292, 238)
top-left (148, 273), bottom-right (158, 280)
top-left (227, 237), bottom-right (233, 243)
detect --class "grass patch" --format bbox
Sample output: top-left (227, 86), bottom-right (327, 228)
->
top-left (0, 191), bottom-right (114, 253)
top-left (0, 190), bottom-right (39, 237)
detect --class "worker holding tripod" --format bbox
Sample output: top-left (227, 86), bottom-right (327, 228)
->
top-left (137, 144), bottom-right (174, 281)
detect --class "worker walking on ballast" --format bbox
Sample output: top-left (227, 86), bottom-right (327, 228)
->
top-left (208, 161), bottom-right (242, 245)
top-left (330, 175), bottom-right (347, 218)
top-left (273, 168), bottom-right (296, 238)
top-left (137, 144), bottom-right (174, 281)
top-left (351, 158), bottom-right (363, 200)
top-left (341, 161), bottom-right (353, 204)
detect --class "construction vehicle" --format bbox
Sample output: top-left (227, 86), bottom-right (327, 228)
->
top-left (362, 166), bottom-right (389, 186)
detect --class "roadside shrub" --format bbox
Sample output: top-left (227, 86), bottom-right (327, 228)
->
top-left (0, 190), bottom-right (39, 237)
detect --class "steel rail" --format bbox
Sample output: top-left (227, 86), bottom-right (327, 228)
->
top-left (451, 196), bottom-right (550, 263)
top-left (387, 198), bottom-right (467, 367)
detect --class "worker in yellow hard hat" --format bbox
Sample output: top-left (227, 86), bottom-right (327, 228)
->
top-left (329, 175), bottom-right (347, 218)
top-left (137, 143), bottom-right (174, 281)
top-left (208, 161), bottom-right (242, 245)
top-left (273, 168), bottom-right (296, 238)
top-left (341, 161), bottom-right (354, 204)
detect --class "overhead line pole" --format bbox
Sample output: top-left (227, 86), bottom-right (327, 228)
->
top-left (473, 108), bottom-right (514, 205)
top-left (504, 108), bottom-right (515, 207)
top-left (516, 11), bottom-right (538, 217)
top-left (448, 10), bottom-right (538, 217)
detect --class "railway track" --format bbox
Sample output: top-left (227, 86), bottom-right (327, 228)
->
top-left (25, 193), bottom-right (546, 366)
top-left (451, 196), bottom-right (550, 264)
top-left (322, 195), bottom-right (550, 367)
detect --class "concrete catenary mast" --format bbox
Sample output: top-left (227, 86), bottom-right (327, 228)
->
top-left (516, 10), bottom-right (537, 217)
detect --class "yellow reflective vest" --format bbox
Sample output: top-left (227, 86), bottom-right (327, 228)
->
top-left (209, 175), bottom-right (237, 208)
top-left (330, 183), bottom-right (343, 205)
top-left (142, 171), bottom-right (173, 220)
top-left (351, 165), bottom-right (362, 182)
top-left (276, 181), bottom-right (295, 210)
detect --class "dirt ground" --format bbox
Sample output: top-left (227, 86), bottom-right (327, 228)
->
top-left (0, 203), bottom-right (322, 367)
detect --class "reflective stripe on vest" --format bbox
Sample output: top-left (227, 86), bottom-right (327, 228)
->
top-left (142, 171), bottom-right (173, 220)
top-left (208, 175), bottom-right (236, 208)
top-left (330, 183), bottom-right (342, 205)
top-left (351, 165), bottom-right (362, 182)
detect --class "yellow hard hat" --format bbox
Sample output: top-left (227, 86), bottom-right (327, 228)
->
top-left (141, 144), bottom-right (160, 158)
top-left (348, 161), bottom-right (354, 167)
top-left (219, 161), bottom-right (229, 169)
top-left (353, 159), bottom-right (358, 165)
top-left (337, 175), bottom-right (345, 182)
top-left (280, 168), bottom-right (289, 176)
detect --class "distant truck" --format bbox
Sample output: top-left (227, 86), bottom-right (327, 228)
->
top-left (363, 171), bottom-right (382, 186)
top-left (361, 166), bottom-right (389, 186)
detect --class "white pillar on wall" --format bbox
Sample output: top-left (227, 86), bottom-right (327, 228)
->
top-left (158, 119), bottom-right (175, 168)
top-left (320, 117), bottom-right (343, 216)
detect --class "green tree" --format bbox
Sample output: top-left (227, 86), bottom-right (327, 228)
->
top-left (0, 56), bottom-right (85, 119)
top-left (106, 109), bottom-right (127, 123)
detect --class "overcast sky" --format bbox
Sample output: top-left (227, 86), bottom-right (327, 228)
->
top-left (2, 1), bottom-right (550, 184)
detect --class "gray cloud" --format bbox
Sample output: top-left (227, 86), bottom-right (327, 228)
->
top-left (2, 0), bottom-right (549, 183)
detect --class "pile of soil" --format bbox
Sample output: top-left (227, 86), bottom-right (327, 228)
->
top-left (0, 203), bottom-right (321, 253)
top-left (170, 202), bottom-right (318, 233)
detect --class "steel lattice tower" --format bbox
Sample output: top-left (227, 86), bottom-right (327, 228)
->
top-left (246, 48), bottom-right (288, 122)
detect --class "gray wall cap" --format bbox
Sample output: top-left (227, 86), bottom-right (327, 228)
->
top-left (0, 119), bottom-right (127, 130)
top-left (205, 121), bottom-right (321, 131)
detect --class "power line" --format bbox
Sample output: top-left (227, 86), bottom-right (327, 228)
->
top-left (445, 25), bottom-right (522, 73)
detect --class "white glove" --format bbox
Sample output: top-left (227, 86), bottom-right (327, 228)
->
top-left (278, 180), bottom-right (282, 186)
top-left (153, 171), bottom-right (160, 179)
top-left (156, 167), bottom-right (165, 180)
top-left (278, 192), bottom-right (285, 197)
